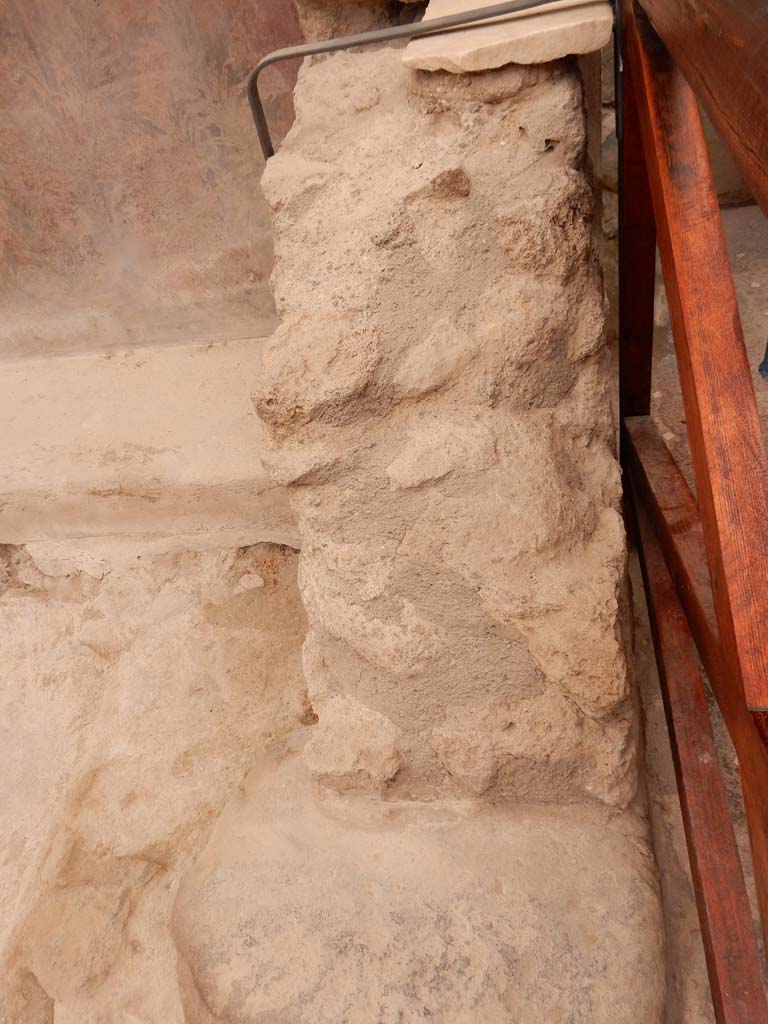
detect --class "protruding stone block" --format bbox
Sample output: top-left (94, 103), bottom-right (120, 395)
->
top-left (173, 756), bottom-right (666, 1024)
top-left (404, 0), bottom-right (614, 73)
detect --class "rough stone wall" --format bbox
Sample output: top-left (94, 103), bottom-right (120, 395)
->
top-left (296, 0), bottom-right (394, 38)
top-left (0, 542), bottom-right (307, 1023)
top-left (0, 14), bottom-right (668, 1023)
top-left (253, 47), bottom-right (637, 808)
top-left (153, 42), bottom-right (666, 1024)
top-left (296, 0), bottom-right (423, 39)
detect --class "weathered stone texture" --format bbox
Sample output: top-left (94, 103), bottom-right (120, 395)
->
top-left (173, 755), bottom-right (665, 1024)
top-left (254, 48), bottom-right (637, 808)
top-left (295, 0), bottom-right (396, 39)
top-left (0, 542), bottom-right (307, 1023)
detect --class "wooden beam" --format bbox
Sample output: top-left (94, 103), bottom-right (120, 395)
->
top-left (625, 415), bottom-right (768, 955)
top-left (633, 494), bottom-right (768, 1024)
top-left (637, 0), bottom-right (768, 217)
top-left (624, 0), bottom-right (768, 713)
top-left (624, 418), bottom-right (718, 676)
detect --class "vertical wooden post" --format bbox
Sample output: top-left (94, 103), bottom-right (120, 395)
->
top-left (624, 0), bottom-right (768, 714)
top-left (624, 0), bottom-right (768, 954)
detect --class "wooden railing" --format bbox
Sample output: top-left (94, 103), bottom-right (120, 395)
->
top-left (635, 0), bottom-right (768, 217)
top-left (619, 1), bottom-right (768, 1018)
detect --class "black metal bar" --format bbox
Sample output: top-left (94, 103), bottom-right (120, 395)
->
top-left (614, 0), bottom-right (622, 141)
top-left (248, 0), bottom-right (615, 159)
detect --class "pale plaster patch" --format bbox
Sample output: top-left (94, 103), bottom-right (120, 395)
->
top-left (0, 340), bottom-right (298, 548)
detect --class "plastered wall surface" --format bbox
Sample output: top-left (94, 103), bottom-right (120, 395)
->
top-left (0, 0), bottom-right (301, 360)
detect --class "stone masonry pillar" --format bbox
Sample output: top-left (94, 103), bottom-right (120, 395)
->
top-left (255, 51), bottom-right (634, 807)
top-left (172, 23), bottom-right (667, 1023)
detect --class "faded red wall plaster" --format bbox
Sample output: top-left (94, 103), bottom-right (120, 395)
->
top-left (0, 0), bottom-right (303, 358)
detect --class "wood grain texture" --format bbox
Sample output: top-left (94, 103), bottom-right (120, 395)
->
top-left (625, 415), bottom-right (768, 960)
top-left (633, 489), bottom-right (768, 1024)
top-left (624, 0), bottom-right (768, 713)
top-left (637, 0), bottom-right (768, 217)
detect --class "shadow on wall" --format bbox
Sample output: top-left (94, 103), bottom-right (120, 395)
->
top-left (0, 0), bottom-right (303, 360)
